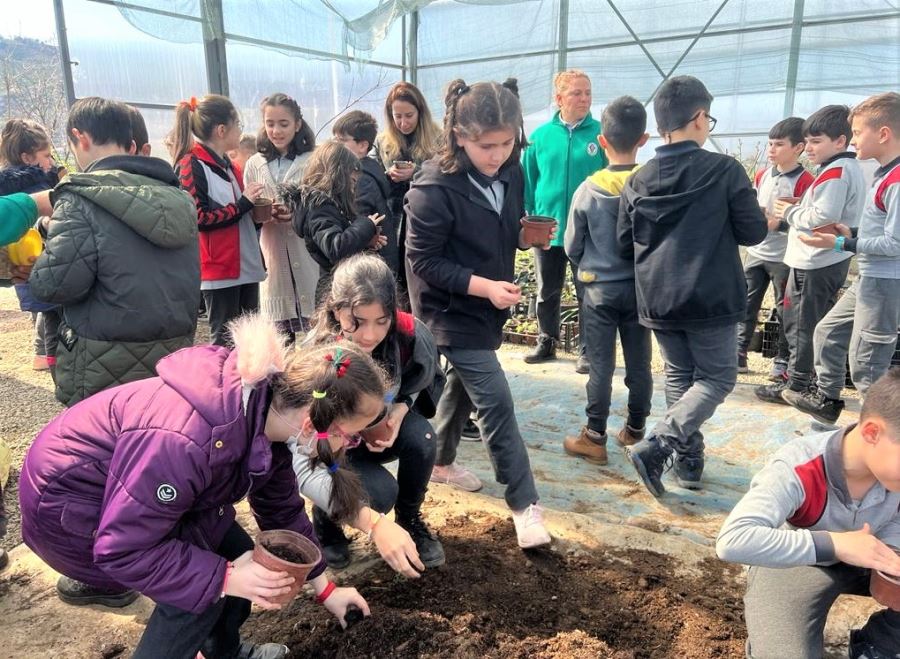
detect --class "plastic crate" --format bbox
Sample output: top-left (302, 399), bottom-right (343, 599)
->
top-left (761, 307), bottom-right (781, 359)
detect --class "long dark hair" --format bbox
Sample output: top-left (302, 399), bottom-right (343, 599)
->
top-left (171, 94), bottom-right (239, 164)
top-left (0, 118), bottom-right (51, 167)
top-left (309, 253), bottom-right (405, 379)
top-left (439, 78), bottom-right (527, 175)
top-left (257, 93), bottom-right (316, 161)
top-left (270, 342), bottom-right (387, 522)
top-left (300, 141), bottom-right (361, 219)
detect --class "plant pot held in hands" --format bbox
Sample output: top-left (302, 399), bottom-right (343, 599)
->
top-left (251, 197), bottom-right (274, 223)
top-left (252, 529), bottom-right (322, 605)
top-left (521, 215), bottom-right (556, 248)
top-left (870, 547), bottom-right (900, 611)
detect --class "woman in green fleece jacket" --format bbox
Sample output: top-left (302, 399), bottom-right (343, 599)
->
top-left (520, 69), bottom-right (606, 369)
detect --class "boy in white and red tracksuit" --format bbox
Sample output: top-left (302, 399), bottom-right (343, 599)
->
top-left (755, 105), bottom-right (865, 407)
top-left (737, 117), bottom-right (813, 379)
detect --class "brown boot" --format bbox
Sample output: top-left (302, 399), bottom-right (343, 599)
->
top-left (615, 425), bottom-right (646, 447)
top-left (563, 427), bottom-right (608, 465)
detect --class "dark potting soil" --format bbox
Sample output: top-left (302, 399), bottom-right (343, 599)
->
top-left (243, 513), bottom-right (746, 658)
top-left (263, 543), bottom-right (312, 565)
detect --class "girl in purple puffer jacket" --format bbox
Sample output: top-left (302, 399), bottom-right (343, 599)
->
top-left (20, 316), bottom-right (384, 659)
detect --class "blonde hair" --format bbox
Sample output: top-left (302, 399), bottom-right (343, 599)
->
top-left (850, 92), bottom-right (900, 135)
top-left (553, 69), bottom-right (590, 95)
top-left (378, 82), bottom-right (441, 165)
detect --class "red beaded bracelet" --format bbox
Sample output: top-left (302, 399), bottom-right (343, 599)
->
top-left (315, 581), bottom-right (336, 604)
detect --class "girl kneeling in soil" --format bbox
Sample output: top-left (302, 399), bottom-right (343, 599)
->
top-left (302, 253), bottom-right (445, 572)
top-left (405, 79), bottom-right (552, 548)
top-left (19, 317), bottom-right (380, 659)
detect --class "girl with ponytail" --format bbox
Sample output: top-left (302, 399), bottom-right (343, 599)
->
top-left (405, 78), bottom-right (552, 550)
top-left (174, 94), bottom-right (267, 347)
top-left (20, 315), bottom-right (382, 658)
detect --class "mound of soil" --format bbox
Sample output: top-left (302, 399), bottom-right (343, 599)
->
top-left (243, 513), bottom-right (746, 658)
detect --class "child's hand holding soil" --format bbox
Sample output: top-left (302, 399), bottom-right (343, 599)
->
top-left (313, 577), bottom-right (371, 629)
top-left (224, 550), bottom-right (296, 610)
top-left (370, 516), bottom-right (425, 578)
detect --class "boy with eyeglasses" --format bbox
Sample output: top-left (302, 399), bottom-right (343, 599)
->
top-left (617, 75), bottom-right (766, 497)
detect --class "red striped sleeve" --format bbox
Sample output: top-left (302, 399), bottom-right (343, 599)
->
top-left (786, 455), bottom-right (828, 528)
top-left (754, 167), bottom-right (766, 189)
top-left (874, 165), bottom-right (900, 212)
top-left (794, 170), bottom-right (814, 198)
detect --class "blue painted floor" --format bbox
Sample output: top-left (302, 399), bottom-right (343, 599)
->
top-left (449, 347), bottom-right (861, 546)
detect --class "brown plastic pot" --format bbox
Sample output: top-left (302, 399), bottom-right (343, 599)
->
top-left (252, 529), bottom-right (322, 605)
top-left (521, 215), bottom-right (556, 248)
top-left (251, 197), bottom-right (273, 223)
top-left (870, 549), bottom-right (900, 611)
top-left (777, 196), bottom-right (800, 205)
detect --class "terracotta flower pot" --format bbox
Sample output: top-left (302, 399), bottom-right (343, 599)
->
top-left (521, 215), bottom-right (556, 248)
top-left (870, 549), bottom-right (900, 611)
top-left (251, 197), bottom-right (273, 223)
top-left (252, 529), bottom-right (322, 605)
top-left (777, 196), bottom-right (800, 205)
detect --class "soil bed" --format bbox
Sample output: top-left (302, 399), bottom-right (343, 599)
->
top-left (264, 543), bottom-right (311, 564)
top-left (244, 513), bottom-right (746, 658)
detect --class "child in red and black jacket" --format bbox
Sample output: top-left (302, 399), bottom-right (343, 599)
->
top-left (173, 95), bottom-right (267, 346)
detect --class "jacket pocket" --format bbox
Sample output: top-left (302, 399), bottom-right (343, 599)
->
top-left (855, 329), bottom-right (896, 365)
top-left (60, 499), bottom-right (100, 540)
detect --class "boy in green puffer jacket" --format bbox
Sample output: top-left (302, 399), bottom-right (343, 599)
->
top-left (28, 98), bottom-right (200, 407)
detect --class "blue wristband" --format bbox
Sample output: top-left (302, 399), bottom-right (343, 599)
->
top-left (834, 235), bottom-right (845, 252)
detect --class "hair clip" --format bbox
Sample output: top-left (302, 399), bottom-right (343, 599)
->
top-left (456, 84), bottom-right (470, 97)
top-left (312, 390), bottom-right (327, 399)
top-left (328, 463), bottom-right (339, 474)
top-left (316, 431), bottom-right (329, 440)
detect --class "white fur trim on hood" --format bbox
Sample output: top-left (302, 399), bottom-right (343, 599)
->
top-left (228, 314), bottom-right (288, 386)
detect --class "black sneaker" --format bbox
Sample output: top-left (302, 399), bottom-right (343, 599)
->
top-left (312, 506), bottom-right (351, 569)
top-left (237, 641), bottom-right (290, 659)
top-left (848, 629), bottom-right (900, 659)
top-left (460, 416), bottom-right (480, 441)
top-left (56, 576), bottom-right (138, 608)
top-left (396, 510), bottom-right (446, 568)
top-left (675, 454), bottom-right (704, 490)
top-left (574, 352), bottom-right (590, 375)
top-left (781, 388), bottom-right (845, 426)
top-left (625, 436), bottom-right (674, 498)
top-left (737, 353), bottom-right (749, 374)
top-left (755, 381), bottom-right (791, 405)
top-left (523, 337), bottom-right (557, 364)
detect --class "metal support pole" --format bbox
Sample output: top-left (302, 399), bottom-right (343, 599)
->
top-left (401, 14), bottom-right (407, 81)
top-left (200, 0), bottom-right (229, 96)
top-left (53, 0), bottom-right (77, 107)
top-left (783, 0), bottom-right (805, 117)
top-left (557, 0), bottom-right (569, 72)
top-left (407, 10), bottom-right (418, 86)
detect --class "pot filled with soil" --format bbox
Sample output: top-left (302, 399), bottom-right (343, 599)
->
top-left (253, 530), bottom-right (322, 604)
top-left (870, 548), bottom-right (900, 611)
top-left (520, 215), bottom-right (556, 248)
top-left (252, 197), bottom-right (274, 223)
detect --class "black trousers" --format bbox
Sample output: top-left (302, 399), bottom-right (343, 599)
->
top-left (534, 246), bottom-right (584, 352)
top-left (737, 258), bottom-right (790, 361)
top-left (132, 522), bottom-right (254, 659)
top-left (203, 283), bottom-right (260, 347)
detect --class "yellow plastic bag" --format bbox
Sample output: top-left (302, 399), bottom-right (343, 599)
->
top-left (7, 228), bottom-right (43, 266)
top-left (0, 439), bottom-right (10, 490)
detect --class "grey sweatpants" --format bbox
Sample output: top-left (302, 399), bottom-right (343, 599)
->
top-left (745, 562), bottom-right (900, 658)
top-left (651, 323), bottom-right (738, 457)
top-left (814, 277), bottom-right (900, 399)
top-left (783, 259), bottom-right (850, 391)
top-left (433, 346), bottom-right (539, 511)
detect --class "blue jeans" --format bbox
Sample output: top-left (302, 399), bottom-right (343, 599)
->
top-left (651, 324), bottom-right (738, 457)
top-left (433, 346), bottom-right (539, 510)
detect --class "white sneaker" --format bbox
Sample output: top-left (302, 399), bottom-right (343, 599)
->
top-left (430, 463), bottom-right (483, 492)
top-left (511, 503), bottom-right (551, 548)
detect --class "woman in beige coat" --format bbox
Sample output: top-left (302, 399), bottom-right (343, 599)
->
top-left (244, 93), bottom-right (319, 342)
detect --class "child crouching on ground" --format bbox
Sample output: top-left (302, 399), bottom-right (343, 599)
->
top-left (563, 95), bottom-right (652, 463)
top-left (717, 368), bottom-right (900, 658)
